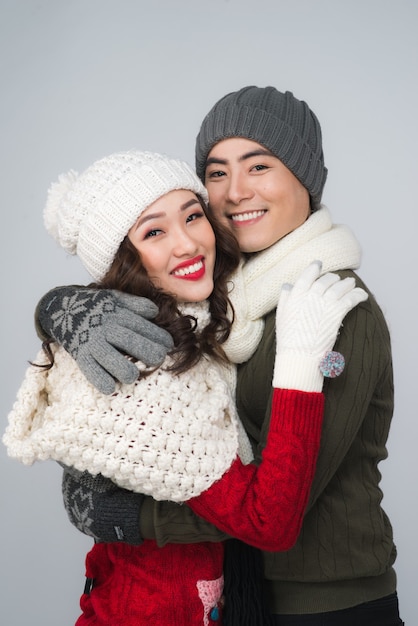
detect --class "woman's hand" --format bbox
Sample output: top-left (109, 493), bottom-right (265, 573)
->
top-left (273, 261), bottom-right (368, 392)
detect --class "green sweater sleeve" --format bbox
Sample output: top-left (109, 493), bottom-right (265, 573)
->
top-left (139, 496), bottom-right (229, 547)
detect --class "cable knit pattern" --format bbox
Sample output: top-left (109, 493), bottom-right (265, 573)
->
top-left (3, 303), bottom-right (253, 502)
top-left (224, 206), bottom-right (362, 363)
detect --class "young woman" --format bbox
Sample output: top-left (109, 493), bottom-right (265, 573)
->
top-left (4, 150), bottom-right (366, 625)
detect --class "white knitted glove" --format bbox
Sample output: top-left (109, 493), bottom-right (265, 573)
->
top-left (273, 261), bottom-right (368, 392)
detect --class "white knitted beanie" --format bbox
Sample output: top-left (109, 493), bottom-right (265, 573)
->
top-left (44, 151), bottom-right (209, 281)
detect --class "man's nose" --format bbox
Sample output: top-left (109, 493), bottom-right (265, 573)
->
top-left (225, 172), bottom-right (253, 204)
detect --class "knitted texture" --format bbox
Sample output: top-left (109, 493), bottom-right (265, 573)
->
top-left (272, 263), bottom-right (367, 392)
top-left (61, 468), bottom-right (144, 544)
top-left (195, 85), bottom-right (327, 204)
top-left (71, 386), bottom-right (325, 625)
top-left (44, 151), bottom-right (208, 281)
top-left (76, 540), bottom-right (225, 626)
top-left (3, 304), bottom-right (253, 502)
top-left (234, 276), bottom-right (397, 614)
top-left (188, 388), bottom-right (325, 552)
top-left (223, 207), bottom-right (362, 363)
top-left (37, 286), bottom-right (173, 394)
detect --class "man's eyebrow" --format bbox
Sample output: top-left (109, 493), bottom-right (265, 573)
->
top-left (239, 148), bottom-right (274, 161)
top-left (205, 156), bottom-right (228, 167)
top-left (205, 148), bottom-right (274, 168)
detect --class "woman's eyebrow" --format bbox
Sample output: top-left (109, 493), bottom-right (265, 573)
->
top-left (180, 198), bottom-right (200, 211)
top-left (134, 198), bottom-right (198, 229)
top-left (135, 211), bottom-right (165, 228)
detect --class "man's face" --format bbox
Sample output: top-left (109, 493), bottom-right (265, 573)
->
top-left (204, 138), bottom-right (310, 253)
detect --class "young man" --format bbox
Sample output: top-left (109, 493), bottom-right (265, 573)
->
top-left (35, 86), bottom-right (402, 625)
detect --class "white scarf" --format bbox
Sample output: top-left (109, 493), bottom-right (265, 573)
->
top-left (223, 206), bottom-right (362, 363)
top-left (3, 302), bottom-right (253, 503)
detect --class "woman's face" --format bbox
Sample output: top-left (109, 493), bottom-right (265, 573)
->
top-left (204, 137), bottom-right (310, 253)
top-left (128, 189), bottom-right (216, 303)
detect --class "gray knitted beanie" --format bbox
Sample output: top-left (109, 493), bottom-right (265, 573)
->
top-left (195, 86), bottom-right (328, 205)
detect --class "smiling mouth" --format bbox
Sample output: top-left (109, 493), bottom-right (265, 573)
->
top-left (229, 209), bottom-right (267, 223)
top-left (172, 259), bottom-right (204, 278)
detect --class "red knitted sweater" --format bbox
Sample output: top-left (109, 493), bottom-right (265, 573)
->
top-left (76, 388), bottom-right (324, 626)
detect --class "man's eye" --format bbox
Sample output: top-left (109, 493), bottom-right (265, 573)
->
top-left (206, 170), bottom-right (225, 178)
top-left (252, 164), bottom-right (268, 171)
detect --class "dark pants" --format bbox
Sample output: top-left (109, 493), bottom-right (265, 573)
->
top-left (271, 593), bottom-right (404, 625)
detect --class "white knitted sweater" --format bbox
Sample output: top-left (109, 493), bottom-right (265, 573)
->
top-left (3, 303), bottom-right (253, 502)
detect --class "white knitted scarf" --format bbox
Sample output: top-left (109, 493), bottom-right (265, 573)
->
top-left (3, 302), bottom-right (253, 502)
top-left (223, 206), bottom-right (362, 364)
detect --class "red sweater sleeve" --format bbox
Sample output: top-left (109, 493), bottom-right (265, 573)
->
top-left (187, 388), bottom-right (324, 552)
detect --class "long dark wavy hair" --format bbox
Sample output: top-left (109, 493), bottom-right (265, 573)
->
top-left (41, 195), bottom-right (240, 375)
top-left (96, 195), bottom-right (240, 373)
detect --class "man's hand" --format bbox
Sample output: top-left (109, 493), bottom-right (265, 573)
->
top-left (62, 466), bottom-right (144, 544)
top-left (36, 286), bottom-right (174, 393)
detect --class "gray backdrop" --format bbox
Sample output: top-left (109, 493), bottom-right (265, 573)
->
top-left (1, 1), bottom-right (416, 624)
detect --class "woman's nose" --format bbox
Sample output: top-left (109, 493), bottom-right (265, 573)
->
top-left (172, 229), bottom-right (199, 256)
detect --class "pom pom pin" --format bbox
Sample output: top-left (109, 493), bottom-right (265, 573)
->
top-left (319, 351), bottom-right (345, 378)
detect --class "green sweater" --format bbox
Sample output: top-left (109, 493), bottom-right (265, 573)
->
top-left (235, 270), bottom-right (397, 612)
top-left (139, 269), bottom-right (397, 614)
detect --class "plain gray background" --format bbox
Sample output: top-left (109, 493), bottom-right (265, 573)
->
top-left (1, 1), bottom-right (416, 624)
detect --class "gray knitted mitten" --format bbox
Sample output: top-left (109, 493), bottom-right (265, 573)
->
top-left (37, 286), bottom-right (174, 394)
top-left (61, 466), bottom-right (144, 545)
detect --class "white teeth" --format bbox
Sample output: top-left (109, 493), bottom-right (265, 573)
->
top-left (231, 210), bottom-right (265, 222)
top-left (173, 260), bottom-right (203, 277)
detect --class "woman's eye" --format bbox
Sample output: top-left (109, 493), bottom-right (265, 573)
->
top-left (186, 211), bottom-right (204, 223)
top-left (144, 228), bottom-right (162, 239)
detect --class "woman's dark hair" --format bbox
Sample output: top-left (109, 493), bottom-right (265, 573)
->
top-left (95, 195), bottom-right (240, 374)
top-left (38, 195), bottom-right (240, 375)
